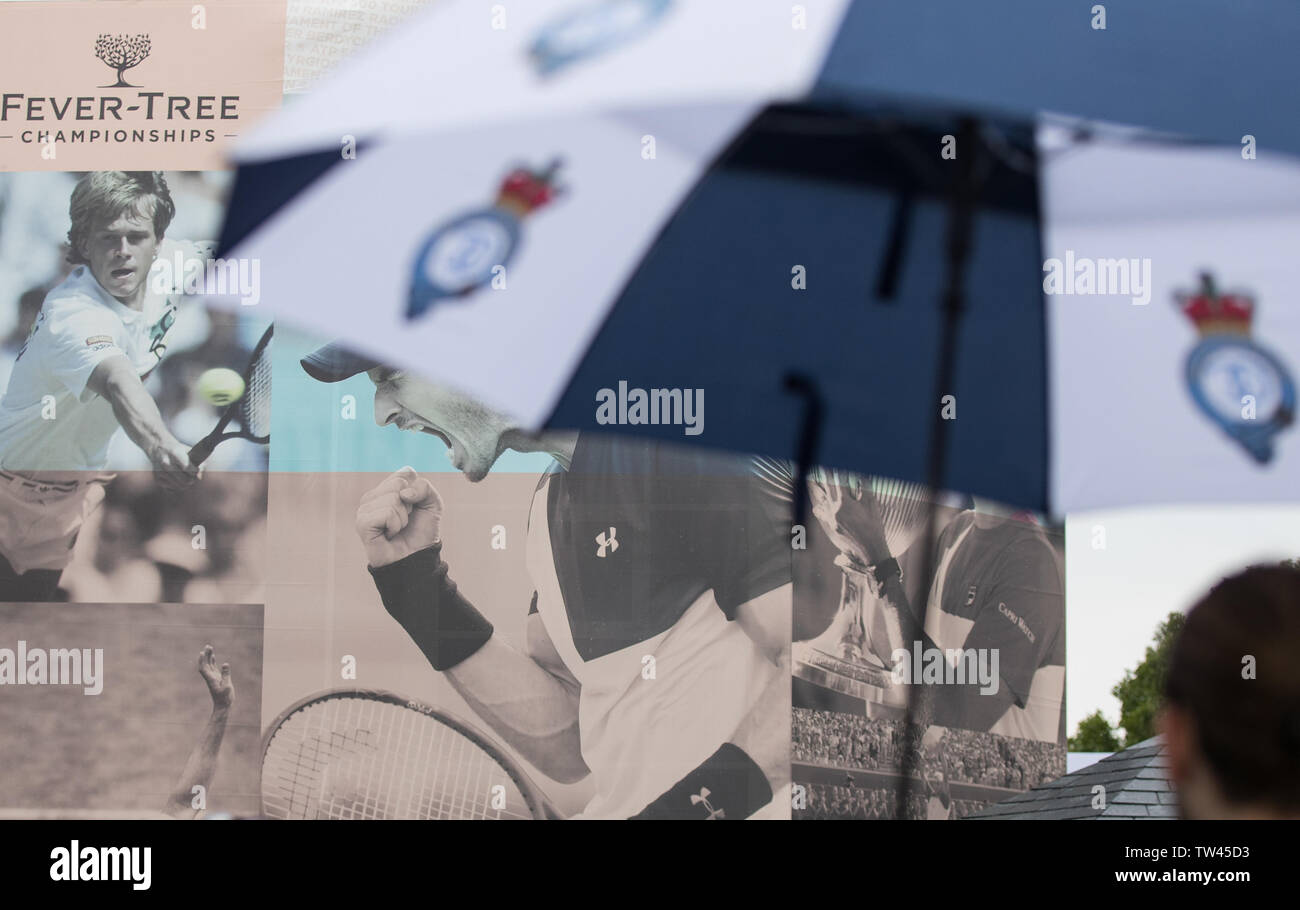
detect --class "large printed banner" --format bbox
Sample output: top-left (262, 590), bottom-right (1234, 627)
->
top-left (0, 0), bottom-right (280, 826)
top-left (0, 0), bottom-right (1068, 825)
top-left (0, 0), bottom-right (286, 172)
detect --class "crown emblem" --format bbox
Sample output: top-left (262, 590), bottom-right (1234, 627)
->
top-left (1174, 270), bottom-right (1295, 464)
top-left (1176, 272), bottom-right (1254, 337)
top-left (405, 158), bottom-right (565, 320)
top-left (495, 160), bottom-right (564, 217)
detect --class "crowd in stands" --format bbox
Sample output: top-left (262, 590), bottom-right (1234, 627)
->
top-left (792, 707), bottom-right (1065, 791)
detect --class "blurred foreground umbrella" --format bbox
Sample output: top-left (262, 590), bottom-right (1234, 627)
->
top-left (215, 0), bottom-right (1300, 817)
top-left (217, 0), bottom-right (1300, 514)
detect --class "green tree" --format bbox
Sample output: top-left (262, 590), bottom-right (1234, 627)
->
top-left (1068, 709), bottom-right (1122, 752)
top-left (1281, 558), bottom-right (1299, 571)
top-left (1111, 611), bottom-right (1185, 747)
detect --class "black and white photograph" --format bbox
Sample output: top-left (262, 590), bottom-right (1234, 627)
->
top-left (0, 602), bottom-right (263, 819)
top-left (792, 475), bottom-right (1066, 818)
top-left (263, 334), bottom-right (794, 819)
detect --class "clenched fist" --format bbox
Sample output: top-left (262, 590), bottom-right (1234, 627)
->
top-left (356, 466), bottom-right (444, 569)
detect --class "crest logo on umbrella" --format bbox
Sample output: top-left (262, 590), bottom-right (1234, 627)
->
top-left (1176, 272), bottom-right (1295, 463)
top-left (406, 160), bottom-right (564, 321)
top-left (528, 0), bottom-right (673, 77)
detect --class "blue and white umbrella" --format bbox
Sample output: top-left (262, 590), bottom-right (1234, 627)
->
top-left (216, 0), bottom-right (1300, 515)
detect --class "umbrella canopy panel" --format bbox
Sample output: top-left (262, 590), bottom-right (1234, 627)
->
top-left (547, 108), bottom-right (1048, 509)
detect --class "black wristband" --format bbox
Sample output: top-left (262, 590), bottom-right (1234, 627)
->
top-left (870, 556), bottom-right (902, 587)
top-left (368, 544), bottom-right (494, 671)
top-left (630, 743), bottom-right (773, 820)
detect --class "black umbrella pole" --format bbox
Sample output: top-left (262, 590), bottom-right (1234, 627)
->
top-left (895, 117), bottom-right (980, 820)
top-left (784, 372), bottom-right (825, 530)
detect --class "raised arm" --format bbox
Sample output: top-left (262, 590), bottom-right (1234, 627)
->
top-left (164, 645), bottom-right (232, 819)
top-left (356, 468), bottom-right (588, 784)
top-left (808, 476), bottom-right (1017, 731)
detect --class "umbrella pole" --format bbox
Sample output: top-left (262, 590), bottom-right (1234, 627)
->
top-left (784, 372), bottom-right (825, 530)
top-left (895, 116), bottom-right (981, 819)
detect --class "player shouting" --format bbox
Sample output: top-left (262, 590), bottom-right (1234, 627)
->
top-left (0, 171), bottom-right (203, 601)
top-left (302, 346), bottom-right (794, 819)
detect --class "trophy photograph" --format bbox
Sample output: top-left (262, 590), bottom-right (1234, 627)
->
top-left (793, 471), bottom-right (933, 719)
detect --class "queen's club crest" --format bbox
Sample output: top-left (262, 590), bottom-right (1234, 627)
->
top-left (406, 160), bottom-right (564, 321)
top-left (528, 0), bottom-right (673, 77)
top-left (1176, 272), bottom-right (1295, 463)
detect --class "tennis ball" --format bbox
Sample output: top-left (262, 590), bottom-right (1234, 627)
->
top-left (197, 368), bottom-right (245, 407)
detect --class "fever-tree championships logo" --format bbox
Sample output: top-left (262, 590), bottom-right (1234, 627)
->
top-left (95, 33), bottom-right (151, 88)
top-left (0, 1), bottom-right (286, 170)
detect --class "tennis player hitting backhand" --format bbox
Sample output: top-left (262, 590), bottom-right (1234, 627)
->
top-left (0, 172), bottom-right (204, 601)
top-left (303, 346), bottom-right (793, 819)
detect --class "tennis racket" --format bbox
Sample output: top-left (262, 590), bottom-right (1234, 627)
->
top-left (188, 324), bottom-right (273, 466)
top-left (260, 688), bottom-right (557, 820)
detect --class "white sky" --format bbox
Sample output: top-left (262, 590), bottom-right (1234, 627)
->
top-left (1066, 503), bottom-right (1300, 736)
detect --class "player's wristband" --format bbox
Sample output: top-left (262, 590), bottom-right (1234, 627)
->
top-left (859, 556), bottom-right (901, 599)
top-left (629, 743), bottom-right (773, 820)
top-left (368, 544), bottom-right (493, 671)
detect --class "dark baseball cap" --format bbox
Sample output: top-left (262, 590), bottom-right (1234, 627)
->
top-left (300, 342), bottom-right (382, 383)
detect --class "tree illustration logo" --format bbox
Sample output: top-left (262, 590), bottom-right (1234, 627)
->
top-left (94, 33), bottom-right (151, 87)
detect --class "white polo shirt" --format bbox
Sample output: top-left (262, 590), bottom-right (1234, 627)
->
top-left (0, 239), bottom-right (205, 473)
top-left (0, 240), bottom-right (207, 574)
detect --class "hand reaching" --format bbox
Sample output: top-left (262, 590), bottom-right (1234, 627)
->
top-left (198, 644), bottom-right (233, 710)
top-left (808, 468), bottom-right (891, 568)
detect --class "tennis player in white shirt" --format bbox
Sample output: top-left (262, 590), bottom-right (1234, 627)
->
top-left (0, 171), bottom-right (203, 601)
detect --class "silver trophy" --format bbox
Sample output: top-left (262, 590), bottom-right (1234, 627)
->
top-left (794, 472), bottom-right (931, 719)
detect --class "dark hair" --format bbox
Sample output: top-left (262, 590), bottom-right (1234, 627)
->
top-left (1165, 565), bottom-right (1300, 810)
top-left (67, 171), bottom-right (175, 265)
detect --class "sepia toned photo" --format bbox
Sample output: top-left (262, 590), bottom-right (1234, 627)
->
top-left (0, 601), bottom-right (263, 819)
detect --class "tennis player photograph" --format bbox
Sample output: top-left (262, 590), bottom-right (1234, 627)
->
top-left (0, 601), bottom-right (263, 819)
top-left (0, 170), bottom-right (270, 603)
top-left (790, 473), bottom-right (1066, 818)
top-left (258, 335), bottom-right (794, 819)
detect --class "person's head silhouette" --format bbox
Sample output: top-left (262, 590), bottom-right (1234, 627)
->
top-left (1162, 565), bottom-right (1300, 819)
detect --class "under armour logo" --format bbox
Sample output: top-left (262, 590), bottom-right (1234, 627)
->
top-left (690, 787), bottom-right (725, 820)
top-left (595, 527), bottom-right (618, 557)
